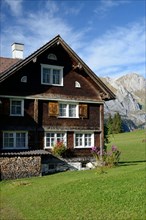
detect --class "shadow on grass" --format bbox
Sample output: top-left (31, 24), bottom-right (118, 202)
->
top-left (118, 160), bottom-right (146, 167)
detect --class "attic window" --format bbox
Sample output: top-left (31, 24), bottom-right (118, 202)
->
top-left (47, 53), bottom-right (57, 60)
top-left (75, 81), bottom-right (81, 88)
top-left (21, 76), bottom-right (27, 83)
top-left (41, 64), bottom-right (63, 86)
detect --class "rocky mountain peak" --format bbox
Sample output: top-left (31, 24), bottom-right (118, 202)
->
top-left (116, 73), bottom-right (145, 92)
top-left (101, 73), bottom-right (146, 131)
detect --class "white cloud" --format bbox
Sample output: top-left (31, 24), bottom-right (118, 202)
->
top-left (62, 3), bottom-right (84, 16)
top-left (1, 0), bottom-right (145, 78)
top-left (19, 10), bottom-right (86, 54)
top-left (3, 0), bottom-right (23, 16)
top-left (1, 1), bottom-right (87, 58)
top-left (82, 21), bottom-right (145, 77)
top-left (45, 0), bottom-right (59, 16)
top-left (96, 65), bottom-right (145, 79)
top-left (95, 0), bottom-right (130, 17)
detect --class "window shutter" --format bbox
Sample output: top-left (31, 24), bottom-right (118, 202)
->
top-left (79, 104), bottom-right (88, 118)
top-left (48, 102), bottom-right (59, 117)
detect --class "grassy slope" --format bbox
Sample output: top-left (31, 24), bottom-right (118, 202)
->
top-left (107, 129), bottom-right (146, 162)
top-left (1, 130), bottom-right (146, 220)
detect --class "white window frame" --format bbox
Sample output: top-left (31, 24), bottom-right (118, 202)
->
top-left (59, 102), bottom-right (79, 118)
top-left (41, 64), bottom-right (63, 86)
top-left (44, 132), bottom-right (67, 149)
top-left (74, 132), bottom-right (94, 148)
top-left (3, 131), bottom-right (28, 149)
top-left (10, 99), bottom-right (24, 116)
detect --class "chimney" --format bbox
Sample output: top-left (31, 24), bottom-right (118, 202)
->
top-left (11, 43), bottom-right (24, 59)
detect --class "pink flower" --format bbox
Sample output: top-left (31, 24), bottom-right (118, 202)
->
top-left (91, 146), bottom-right (100, 155)
top-left (112, 145), bottom-right (117, 152)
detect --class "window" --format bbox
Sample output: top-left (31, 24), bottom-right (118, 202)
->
top-left (44, 132), bottom-right (66, 148)
top-left (3, 131), bottom-right (28, 149)
top-left (47, 53), bottom-right (57, 60)
top-left (59, 103), bottom-right (79, 118)
top-left (41, 64), bottom-right (63, 86)
top-left (10, 99), bottom-right (24, 116)
top-left (74, 133), bottom-right (94, 148)
top-left (21, 76), bottom-right (27, 83)
top-left (75, 81), bottom-right (81, 88)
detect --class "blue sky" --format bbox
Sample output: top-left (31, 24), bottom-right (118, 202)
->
top-left (1, 0), bottom-right (145, 78)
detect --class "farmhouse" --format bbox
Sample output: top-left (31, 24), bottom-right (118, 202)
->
top-left (0, 35), bottom-right (115, 179)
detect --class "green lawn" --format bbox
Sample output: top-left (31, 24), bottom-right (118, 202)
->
top-left (107, 129), bottom-right (146, 162)
top-left (1, 130), bottom-right (146, 220)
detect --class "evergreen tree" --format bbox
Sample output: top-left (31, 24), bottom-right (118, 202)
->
top-left (107, 114), bottom-right (113, 134)
top-left (112, 112), bottom-right (122, 133)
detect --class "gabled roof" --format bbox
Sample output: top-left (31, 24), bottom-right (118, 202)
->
top-left (0, 35), bottom-right (115, 100)
top-left (0, 57), bottom-right (21, 74)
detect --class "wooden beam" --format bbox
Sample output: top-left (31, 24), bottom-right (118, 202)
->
top-left (34, 99), bottom-right (38, 123)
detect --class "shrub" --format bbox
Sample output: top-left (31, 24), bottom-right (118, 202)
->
top-left (91, 146), bottom-right (101, 161)
top-left (109, 145), bottom-right (121, 166)
top-left (52, 141), bottom-right (66, 157)
top-left (91, 145), bottom-right (121, 167)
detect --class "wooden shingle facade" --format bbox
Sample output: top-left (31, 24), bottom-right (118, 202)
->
top-left (0, 35), bottom-right (115, 158)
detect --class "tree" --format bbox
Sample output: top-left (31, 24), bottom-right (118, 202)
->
top-left (106, 113), bottom-right (123, 135)
top-left (112, 112), bottom-right (123, 134)
top-left (107, 114), bottom-right (113, 134)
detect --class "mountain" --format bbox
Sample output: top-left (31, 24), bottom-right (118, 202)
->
top-left (101, 73), bottom-right (146, 131)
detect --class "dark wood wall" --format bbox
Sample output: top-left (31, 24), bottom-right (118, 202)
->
top-left (0, 99), bottom-right (101, 129)
top-left (0, 44), bottom-right (102, 100)
top-left (0, 97), bottom-right (102, 154)
top-left (0, 42), bottom-right (104, 155)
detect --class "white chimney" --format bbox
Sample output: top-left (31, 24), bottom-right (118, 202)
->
top-left (11, 43), bottom-right (24, 59)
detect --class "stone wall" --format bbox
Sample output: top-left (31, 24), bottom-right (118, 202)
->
top-left (0, 156), bottom-right (41, 180)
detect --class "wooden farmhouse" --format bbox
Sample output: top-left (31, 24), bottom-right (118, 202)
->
top-left (0, 35), bottom-right (115, 179)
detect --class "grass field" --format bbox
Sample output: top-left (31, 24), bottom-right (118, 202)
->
top-left (0, 130), bottom-right (146, 220)
top-left (107, 129), bottom-right (146, 162)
